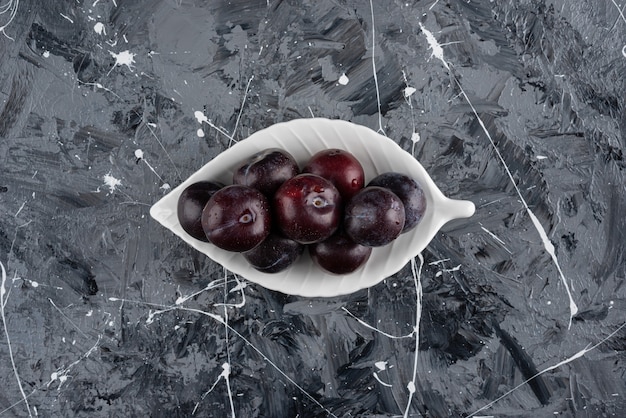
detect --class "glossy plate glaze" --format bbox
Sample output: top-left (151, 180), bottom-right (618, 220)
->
top-left (150, 118), bottom-right (475, 297)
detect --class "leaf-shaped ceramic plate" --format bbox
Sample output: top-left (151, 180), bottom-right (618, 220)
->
top-left (150, 118), bottom-right (475, 297)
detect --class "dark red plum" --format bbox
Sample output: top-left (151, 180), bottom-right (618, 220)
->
top-left (243, 233), bottom-right (304, 273)
top-left (302, 148), bottom-right (364, 201)
top-left (344, 186), bottom-right (405, 247)
top-left (273, 173), bottom-right (342, 244)
top-left (201, 185), bottom-right (271, 252)
top-left (177, 181), bottom-right (223, 241)
top-left (310, 231), bottom-right (372, 275)
top-left (233, 148), bottom-right (299, 197)
top-left (368, 172), bottom-right (427, 232)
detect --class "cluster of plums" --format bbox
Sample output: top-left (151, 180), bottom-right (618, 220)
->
top-left (177, 148), bottom-right (426, 275)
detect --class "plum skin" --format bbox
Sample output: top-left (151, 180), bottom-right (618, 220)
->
top-left (233, 148), bottom-right (299, 197)
top-left (309, 231), bottom-right (372, 275)
top-left (344, 186), bottom-right (405, 247)
top-left (302, 148), bottom-right (364, 201)
top-left (368, 172), bottom-right (427, 232)
top-left (273, 173), bottom-right (342, 244)
top-left (177, 181), bottom-right (223, 241)
top-left (243, 233), bottom-right (304, 273)
top-left (201, 185), bottom-right (271, 252)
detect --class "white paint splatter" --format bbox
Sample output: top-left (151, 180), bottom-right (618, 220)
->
top-left (338, 73), bottom-right (349, 85)
top-left (42, 51), bottom-right (50, 58)
top-left (134, 149), bottom-right (144, 159)
top-left (48, 336), bottom-right (101, 391)
top-left (419, 22), bottom-right (449, 70)
top-left (194, 110), bottom-right (208, 124)
top-left (108, 50), bottom-right (135, 73)
top-left (102, 172), bottom-right (122, 193)
top-left (94, 22), bottom-right (105, 35)
top-left (407, 380), bottom-right (416, 394)
top-left (374, 361), bottom-right (388, 370)
top-left (536, 155), bottom-right (548, 160)
top-left (193, 362), bottom-right (235, 416)
top-left (411, 132), bottom-right (421, 143)
top-left (196, 128), bottom-right (205, 138)
top-left (403, 86), bottom-right (416, 97)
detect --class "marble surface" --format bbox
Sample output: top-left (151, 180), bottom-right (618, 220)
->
top-left (0, 0), bottom-right (625, 416)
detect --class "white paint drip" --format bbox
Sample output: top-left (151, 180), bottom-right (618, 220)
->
top-left (468, 321), bottom-right (626, 417)
top-left (192, 362), bottom-right (234, 416)
top-left (610, 0), bottom-right (626, 27)
top-left (527, 209), bottom-right (578, 327)
top-left (215, 272), bottom-right (247, 309)
top-left (0, 0), bottom-right (19, 41)
top-left (373, 372), bottom-right (393, 387)
top-left (135, 148), bottom-right (168, 187)
top-left (338, 73), bottom-right (349, 85)
top-left (49, 298), bottom-right (91, 340)
top-left (110, 296), bottom-right (339, 417)
top-left (402, 70), bottom-right (420, 154)
top-left (230, 75), bottom-right (255, 146)
top-left (1, 261), bottom-right (33, 417)
top-left (142, 123), bottom-right (182, 182)
top-left (195, 75), bottom-right (254, 147)
top-left (175, 279), bottom-right (225, 305)
top-left (48, 336), bottom-right (101, 391)
top-left (60, 13), bottom-right (74, 23)
top-left (419, 24), bottom-right (578, 327)
top-left (368, 0), bottom-right (385, 135)
top-left (194, 110), bottom-right (231, 139)
top-left (480, 226), bottom-right (512, 254)
top-left (403, 254), bottom-right (423, 417)
top-left (342, 306), bottom-right (414, 339)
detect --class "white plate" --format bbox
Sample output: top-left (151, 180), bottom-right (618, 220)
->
top-left (150, 118), bottom-right (475, 297)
